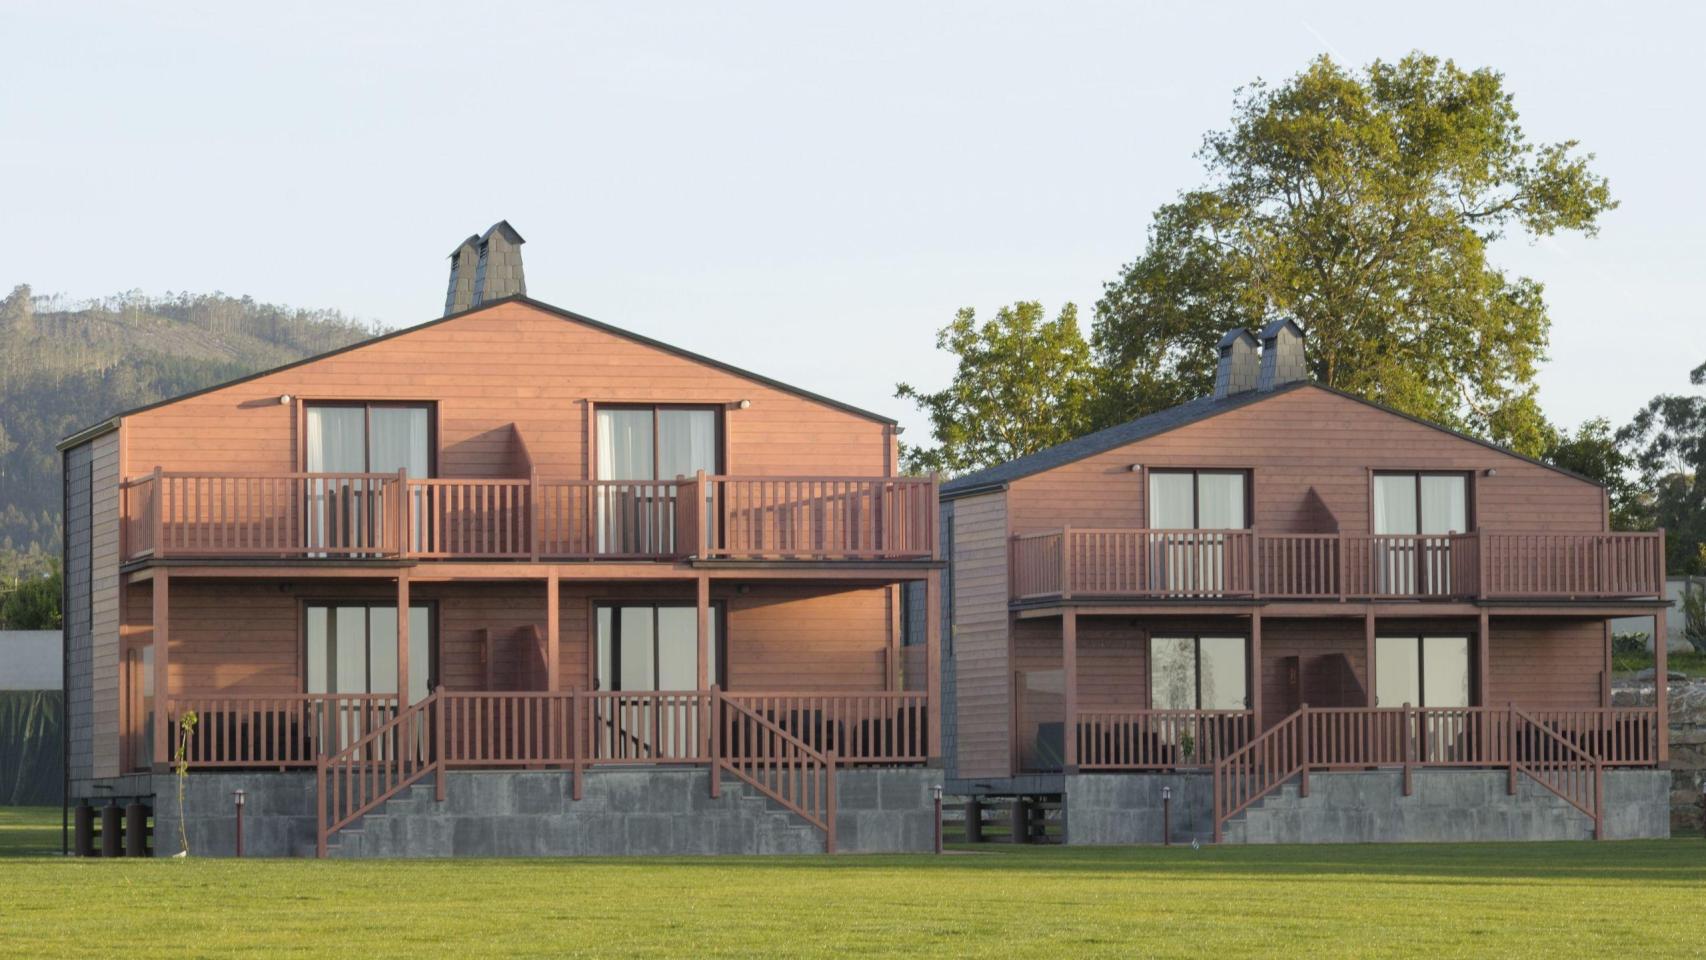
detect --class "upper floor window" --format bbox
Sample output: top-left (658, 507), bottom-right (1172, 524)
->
top-left (596, 406), bottom-right (720, 481)
top-left (1373, 472), bottom-right (1469, 535)
top-left (305, 402), bottom-right (434, 477)
top-left (1149, 469), bottom-right (1248, 530)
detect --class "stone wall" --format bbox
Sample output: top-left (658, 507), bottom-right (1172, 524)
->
top-left (146, 767), bottom-right (941, 858)
top-left (1062, 769), bottom-right (1670, 845)
top-left (1613, 677), bottom-right (1705, 831)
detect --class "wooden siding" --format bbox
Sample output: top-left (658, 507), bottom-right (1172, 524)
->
top-left (63, 443), bottom-right (94, 786)
top-left (1005, 386), bottom-right (1606, 536)
top-left (89, 432), bottom-right (122, 779)
top-left (136, 579), bottom-right (893, 697)
top-left (119, 300), bottom-right (892, 481)
top-left (948, 492), bottom-right (1011, 779)
top-left (1486, 617), bottom-right (1606, 711)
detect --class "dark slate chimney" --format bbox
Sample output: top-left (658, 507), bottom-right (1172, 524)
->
top-left (1212, 328), bottom-right (1260, 399)
top-left (444, 221), bottom-right (526, 316)
top-left (1257, 318), bottom-right (1307, 391)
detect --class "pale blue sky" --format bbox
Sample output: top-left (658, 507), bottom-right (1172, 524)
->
top-left (3, 1), bottom-right (1701, 441)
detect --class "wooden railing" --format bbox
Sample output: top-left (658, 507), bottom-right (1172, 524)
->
top-left (169, 694), bottom-right (399, 767)
top-left (122, 470), bottom-right (936, 562)
top-left (1075, 710), bottom-right (1252, 769)
top-left (1012, 527), bottom-right (1663, 601)
top-left (718, 692), bottom-right (837, 852)
top-left (316, 691), bottom-right (440, 857)
top-left (1210, 704), bottom-right (1643, 841)
top-left (723, 692), bottom-right (928, 765)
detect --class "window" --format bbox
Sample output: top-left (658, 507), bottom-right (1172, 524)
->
top-left (595, 603), bottom-right (724, 691)
top-left (1374, 636), bottom-right (1471, 708)
top-left (1149, 636), bottom-right (1248, 711)
top-left (305, 403), bottom-right (434, 552)
top-left (304, 602), bottom-right (435, 704)
top-left (1148, 470), bottom-right (1248, 529)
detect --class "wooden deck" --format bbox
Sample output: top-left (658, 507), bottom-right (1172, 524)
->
top-left (1010, 527), bottom-right (1665, 602)
top-left (120, 470), bottom-right (938, 563)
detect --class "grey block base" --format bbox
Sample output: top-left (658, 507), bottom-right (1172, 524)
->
top-left (144, 767), bottom-right (941, 858)
top-left (1064, 769), bottom-right (1671, 845)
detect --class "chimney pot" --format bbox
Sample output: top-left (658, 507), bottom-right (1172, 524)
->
top-left (1212, 328), bottom-right (1261, 399)
top-left (1256, 319), bottom-right (1307, 391)
top-left (445, 221), bottom-right (526, 316)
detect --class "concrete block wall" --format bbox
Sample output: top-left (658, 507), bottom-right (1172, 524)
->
top-left (1062, 773), bottom-right (1215, 845)
top-left (146, 767), bottom-right (941, 858)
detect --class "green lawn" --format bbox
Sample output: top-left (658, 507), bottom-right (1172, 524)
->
top-left (1612, 649), bottom-right (1706, 678)
top-left (0, 806), bottom-right (1700, 958)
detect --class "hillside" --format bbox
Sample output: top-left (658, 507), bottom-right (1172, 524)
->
top-left (0, 285), bottom-right (378, 575)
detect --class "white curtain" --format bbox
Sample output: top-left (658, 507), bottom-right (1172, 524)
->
top-left (1195, 473), bottom-right (1245, 529)
top-left (1419, 476), bottom-right (1467, 534)
top-left (1197, 636), bottom-right (1247, 711)
top-left (596, 409), bottom-right (654, 481)
top-left (1148, 473), bottom-right (1195, 529)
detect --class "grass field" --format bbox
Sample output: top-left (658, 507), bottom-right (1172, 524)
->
top-left (0, 806), bottom-right (1699, 958)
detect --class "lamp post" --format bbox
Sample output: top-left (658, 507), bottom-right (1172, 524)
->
top-left (1162, 785), bottom-right (1172, 847)
top-left (233, 789), bottom-right (246, 858)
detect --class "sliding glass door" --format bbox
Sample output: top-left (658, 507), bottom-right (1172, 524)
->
top-left (1373, 473), bottom-right (1468, 595)
top-left (305, 602), bottom-right (435, 755)
top-left (305, 403), bottom-right (433, 553)
top-left (1148, 470), bottom-right (1248, 593)
top-left (593, 603), bottom-right (722, 760)
top-left (595, 407), bottom-right (719, 554)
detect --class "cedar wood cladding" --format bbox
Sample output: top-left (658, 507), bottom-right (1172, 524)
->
top-left (119, 299), bottom-right (895, 480)
top-left (1002, 386), bottom-right (1606, 535)
top-left (88, 431), bottom-right (121, 779)
top-left (949, 491), bottom-right (1010, 780)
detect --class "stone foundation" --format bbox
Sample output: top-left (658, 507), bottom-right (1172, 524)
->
top-left (144, 767), bottom-right (940, 858)
top-left (1063, 769), bottom-right (1670, 845)
top-left (1614, 677), bottom-right (1705, 831)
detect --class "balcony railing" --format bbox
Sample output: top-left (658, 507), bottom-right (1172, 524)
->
top-left (1010, 527), bottom-right (1665, 602)
top-left (120, 470), bottom-right (938, 562)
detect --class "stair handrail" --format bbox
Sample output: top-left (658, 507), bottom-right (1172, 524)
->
top-left (315, 688), bottom-right (442, 858)
top-left (1510, 705), bottom-right (1603, 839)
top-left (714, 687), bottom-right (838, 852)
top-left (1212, 706), bottom-right (1306, 843)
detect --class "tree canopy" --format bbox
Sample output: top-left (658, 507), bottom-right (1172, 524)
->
top-left (895, 302), bottom-right (1096, 475)
top-left (1091, 53), bottom-right (1615, 454)
top-left (1617, 361), bottom-right (1706, 573)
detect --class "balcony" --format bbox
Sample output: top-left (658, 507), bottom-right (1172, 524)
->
top-left (1009, 527), bottom-right (1665, 602)
top-left (119, 471), bottom-right (938, 563)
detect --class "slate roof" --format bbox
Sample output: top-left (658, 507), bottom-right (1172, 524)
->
top-left (939, 380), bottom-right (1598, 498)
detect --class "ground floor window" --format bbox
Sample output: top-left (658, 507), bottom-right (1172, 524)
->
top-left (304, 602), bottom-right (435, 704)
top-left (1374, 635), bottom-right (1471, 708)
top-left (1149, 635), bottom-right (1247, 711)
top-left (595, 603), bottom-right (724, 691)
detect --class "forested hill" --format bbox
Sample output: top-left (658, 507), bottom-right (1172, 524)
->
top-left (0, 285), bottom-right (378, 575)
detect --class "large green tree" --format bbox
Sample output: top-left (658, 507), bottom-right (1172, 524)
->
top-left (896, 302), bottom-right (1096, 475)
top-left (1092, 53), bottom-right (1615, 454)
top-left (1618, 361), bottom-right (1706, 574)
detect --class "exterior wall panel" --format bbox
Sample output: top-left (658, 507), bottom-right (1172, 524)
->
top-left (947, 492), bottom-right (1010, 779)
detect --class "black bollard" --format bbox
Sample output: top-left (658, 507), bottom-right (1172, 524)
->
top-left (73, 802), bottom-right (94, 857)
top-left (100, 803), bottom-right (122, 857)
top-left (125, 803), bottom-right (150, 858)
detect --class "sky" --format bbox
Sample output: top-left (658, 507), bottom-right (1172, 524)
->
top-left (3, 1), bottom-right (1701, 442)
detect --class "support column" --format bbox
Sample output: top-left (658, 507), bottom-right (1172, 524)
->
top-left (1062, 607), bottom-right (1078, 772)
top-left (1656, 605), bottom-right (1669, 764)
top-left (1364, 609), bottom-right (1376, 707)
top-left (546, 569), bottom-right (560, 692)
top-left (1249, 609), bottom-right (1263, 732)
top-left (925, 569), bottom-right (942, 763)
top-left (696, 575), bottom-right (711, 690)
top-left (396, 574), bottom-right (410, 703)
top-left (887, 585), bottom-right (902, 692)
top-left (1478, 609), bottom-right (1491, 705)
top-left (152, 570), bottom-right (169, 767)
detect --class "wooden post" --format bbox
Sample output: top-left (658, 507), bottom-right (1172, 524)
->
top-left (1402, 702), bottom-right (1414, 796)
top-left (1655, 603), bottom-right (1669, 764)
top-left (396, 574), bottom-right (410, 704)
top-left (571, 687), bottom-right (583, 802)
top-left (696, 575), bottom-right (712, 766)
top-left (151, 467), bottom-right (165, 559)
top-left (1059, 528), bottom-right (1072, 600)
top-left (1477, 527), bottom-right (1488, 600)
top-left (529, 468), bottom-right (540, 562)
top-left (825, 749), bottom-right (838, 854)
top-left (1250, 610), bottom-right (1263, 733)
top-left (435, 684), bottom-right (447, 802)
top-left (395, 468), bottom-right (408, 557)
top-left (152, 570), bottom-right (169, 768)
top-left (887, 585), bottom-right (902, 692)
top-left (925, 568), bottom-right (943, 763)
top-left (1063, 608), bottom-right (1078, 772)
top-left (708, 686), bottom-right (720, 799)
top-left (1479, 609), bottom-right (1492, 763)
top-left (1299, 703), bottom-right (1310, 798)
top-left (1364, 609), bottom-right (1376, 708)
top-left (546, 570), bottom-right (561, 693)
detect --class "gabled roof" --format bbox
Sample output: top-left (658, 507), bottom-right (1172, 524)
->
top-left (58, 295), bottom-right (896, 449)
top-left (482, 220), bottom-right (525, 245)
top-left (939, 381), bottom-right (1599, 499)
